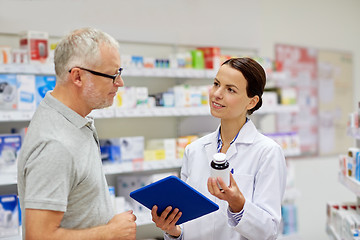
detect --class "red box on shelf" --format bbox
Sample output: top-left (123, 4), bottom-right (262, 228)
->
top-left (19, 31), bottom-right (49, 63)
top-left (197, 47), bottom-right (221, 69)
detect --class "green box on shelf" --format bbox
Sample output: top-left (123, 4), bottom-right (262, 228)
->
top-left (191, 50), bottom-right (204, 69)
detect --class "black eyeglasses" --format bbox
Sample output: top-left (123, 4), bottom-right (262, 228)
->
top-left (69, 67), bottom-right (123, 84)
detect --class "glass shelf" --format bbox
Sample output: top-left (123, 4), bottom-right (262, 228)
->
top-left (338, 173), bottom-right (360, 198)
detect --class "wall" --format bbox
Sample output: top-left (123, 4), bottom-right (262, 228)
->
top-left (0, 0), bottom-right (261, 50)
top-left (259, 0), bottom-right (360, 104)
top-left (259, 1), bottom-right (360, 239)
top-left (1, 0), bottom-right (360, 239)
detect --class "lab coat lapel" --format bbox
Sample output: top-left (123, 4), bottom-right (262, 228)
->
top-left (226, 119), bottom-right (257, 161)
top-left (204, 126), bottom-right (220, 165)
top-left (226, 143), bottom-right (238, 160)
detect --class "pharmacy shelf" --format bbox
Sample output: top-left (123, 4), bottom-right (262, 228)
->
top-left (0, 171), bottom-right (17, 187)
top-left (0, 110), bottom-right (34, 122)
top-left (1, 235), bottom-right (21, 240)
top-left (256, 104), bottom-right (299, 114)
top-left (0, 63), bottom-right (55, 75)
top-left (93, 106), bottom-right (211, 119)
top-left (80, 105), bottom-right (300, 118)
top-left (0, 63), bottom-right (218, 78)
top-left (82, 104), bottom-right (300, 118)
top-left (347, 127), bottom-right (360, 140)
top-left (326, 224), bottom-right (341, 240)
top-left (0, 63), bottom-right (295, 81)
top-left (0, 104), bottom-right (299, 122)
top-left (124, 67), bottom-right (218, 79)
top-left (278, 233), bottom-right (301, 240)
top-left (338, 173), bottom-right (360, 198)
top-left (103, 159), bottom-right (182, 175)
top-left (0, 107), bottom-right (210, 122)
top-left (0, 160), bottom-right (182, 186)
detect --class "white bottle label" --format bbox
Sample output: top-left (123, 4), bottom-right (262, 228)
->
top-left (211, 167), bottom-right (230, 189)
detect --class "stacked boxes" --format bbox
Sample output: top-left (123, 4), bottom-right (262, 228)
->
top-left (0, 74), bottom-right (17, 110)
top-left (144, 138), bottom-right (177, 161)
top-left (35, 75), bottom-right (56, 106)
top-left (339, 148), bottom-right (360, 181)
top-left (100, 136), bottom-right (144, 163)
top-left (327, 202), bottom-right (360, 239)
top-left (100, 135), bottom-right (199, 163)
top-left (264, 132), bottom-right (301, 157)
top-left (0, 74), bottom-right (55, 111)
top-left (0, 194), bottom-right (19, 237)
top-left (17, 74), bottom-right (36, 111)
top-left (0, 134), bottom-right (21, 172)
top-left (19, 31), bottom-right (49, 63)
top-left (197, 47), bottom-right (221, 69)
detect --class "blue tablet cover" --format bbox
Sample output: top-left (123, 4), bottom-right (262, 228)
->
top-left (130, 175), bottom-right (219, 224)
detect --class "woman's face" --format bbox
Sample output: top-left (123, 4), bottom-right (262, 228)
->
top-left (209, 64), bottom-right (258, 121)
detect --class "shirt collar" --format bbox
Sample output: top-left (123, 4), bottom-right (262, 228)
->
top-left (42, 91), bottom-right (91, 129)
top-left (217, 118), bottom-right (248, 152)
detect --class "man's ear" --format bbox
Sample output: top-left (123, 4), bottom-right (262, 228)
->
top-left (69, 68), bottom-right (83, 87)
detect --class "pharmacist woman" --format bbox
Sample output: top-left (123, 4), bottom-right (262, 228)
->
top-left (151, 57), bottom-right (287, 240)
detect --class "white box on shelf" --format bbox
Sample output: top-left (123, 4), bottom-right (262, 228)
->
top-left (100, 136), bottom-right (144, 163)
top-left (0, 134), bottom-right (22, 173)
top-left (0, 194), bottom-right (19, 238)
top-left (0, 74), bottom-right (17, 110)
top-left (16, 74), bottom-right (36, 111)
top-left (262, 91), bottom-right (278, 108)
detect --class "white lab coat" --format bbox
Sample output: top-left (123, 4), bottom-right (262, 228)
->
top-left (165, 119), bottom-right (286, 240)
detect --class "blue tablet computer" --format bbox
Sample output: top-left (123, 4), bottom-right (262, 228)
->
top-left (130, 175), bottom-right (219, 224)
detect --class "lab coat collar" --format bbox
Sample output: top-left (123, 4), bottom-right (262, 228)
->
top-left (203, 119), bottom-right (258, 161)
top-left (233, 119), bottom-right (258, 144)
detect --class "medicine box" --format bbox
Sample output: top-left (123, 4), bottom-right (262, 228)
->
top-left (0, 134), bottom-right (22, 172)
top-left (0, 46), bottom-right (12, 64)
top-left (35, 75), bottom-right (56, 106)
top-left (0, 74), bottom-right (17, 110)
top-left (197, 47), bottom-right (221, 69)
top-left (114, 87), bottom-right (137, 109)
top-left (145, 138), bottom-right (176, 161)
top-left (191, 50), bottom-right (204, 69)
top-left (100, 136), bottom-right (144, 163)
top-left (119, 136), bottom-right (144, 162)
top-left (100, 138), bottom-right (121, 163)
top-left (262, 91), bottom-right (278, 108)
top-left (0, 194), bottom-right (19, 237)
top-left (19, 31), bottom-right (49, 63)
top-left (117, 175), bottom-right (153, 213)
top-left (17, 74), bottom-right (36, 111)
top-left (117, 173), bottom-right (178, 214)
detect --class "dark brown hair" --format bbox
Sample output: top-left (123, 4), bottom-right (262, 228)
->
top-left (221, 57), bottom-right (266, 115)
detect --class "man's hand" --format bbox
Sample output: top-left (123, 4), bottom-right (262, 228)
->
top-left (106, 210), bottom-right (137, 240)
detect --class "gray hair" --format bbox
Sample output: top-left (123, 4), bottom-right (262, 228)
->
top-left (54, 27), bottom-right (120, 82)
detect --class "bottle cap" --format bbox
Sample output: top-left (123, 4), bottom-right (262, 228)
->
top-left (213, 152), bottom-right (226, 163)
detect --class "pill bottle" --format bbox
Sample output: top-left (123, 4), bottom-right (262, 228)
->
top-left (210, 152), bottom-right (230, 189)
